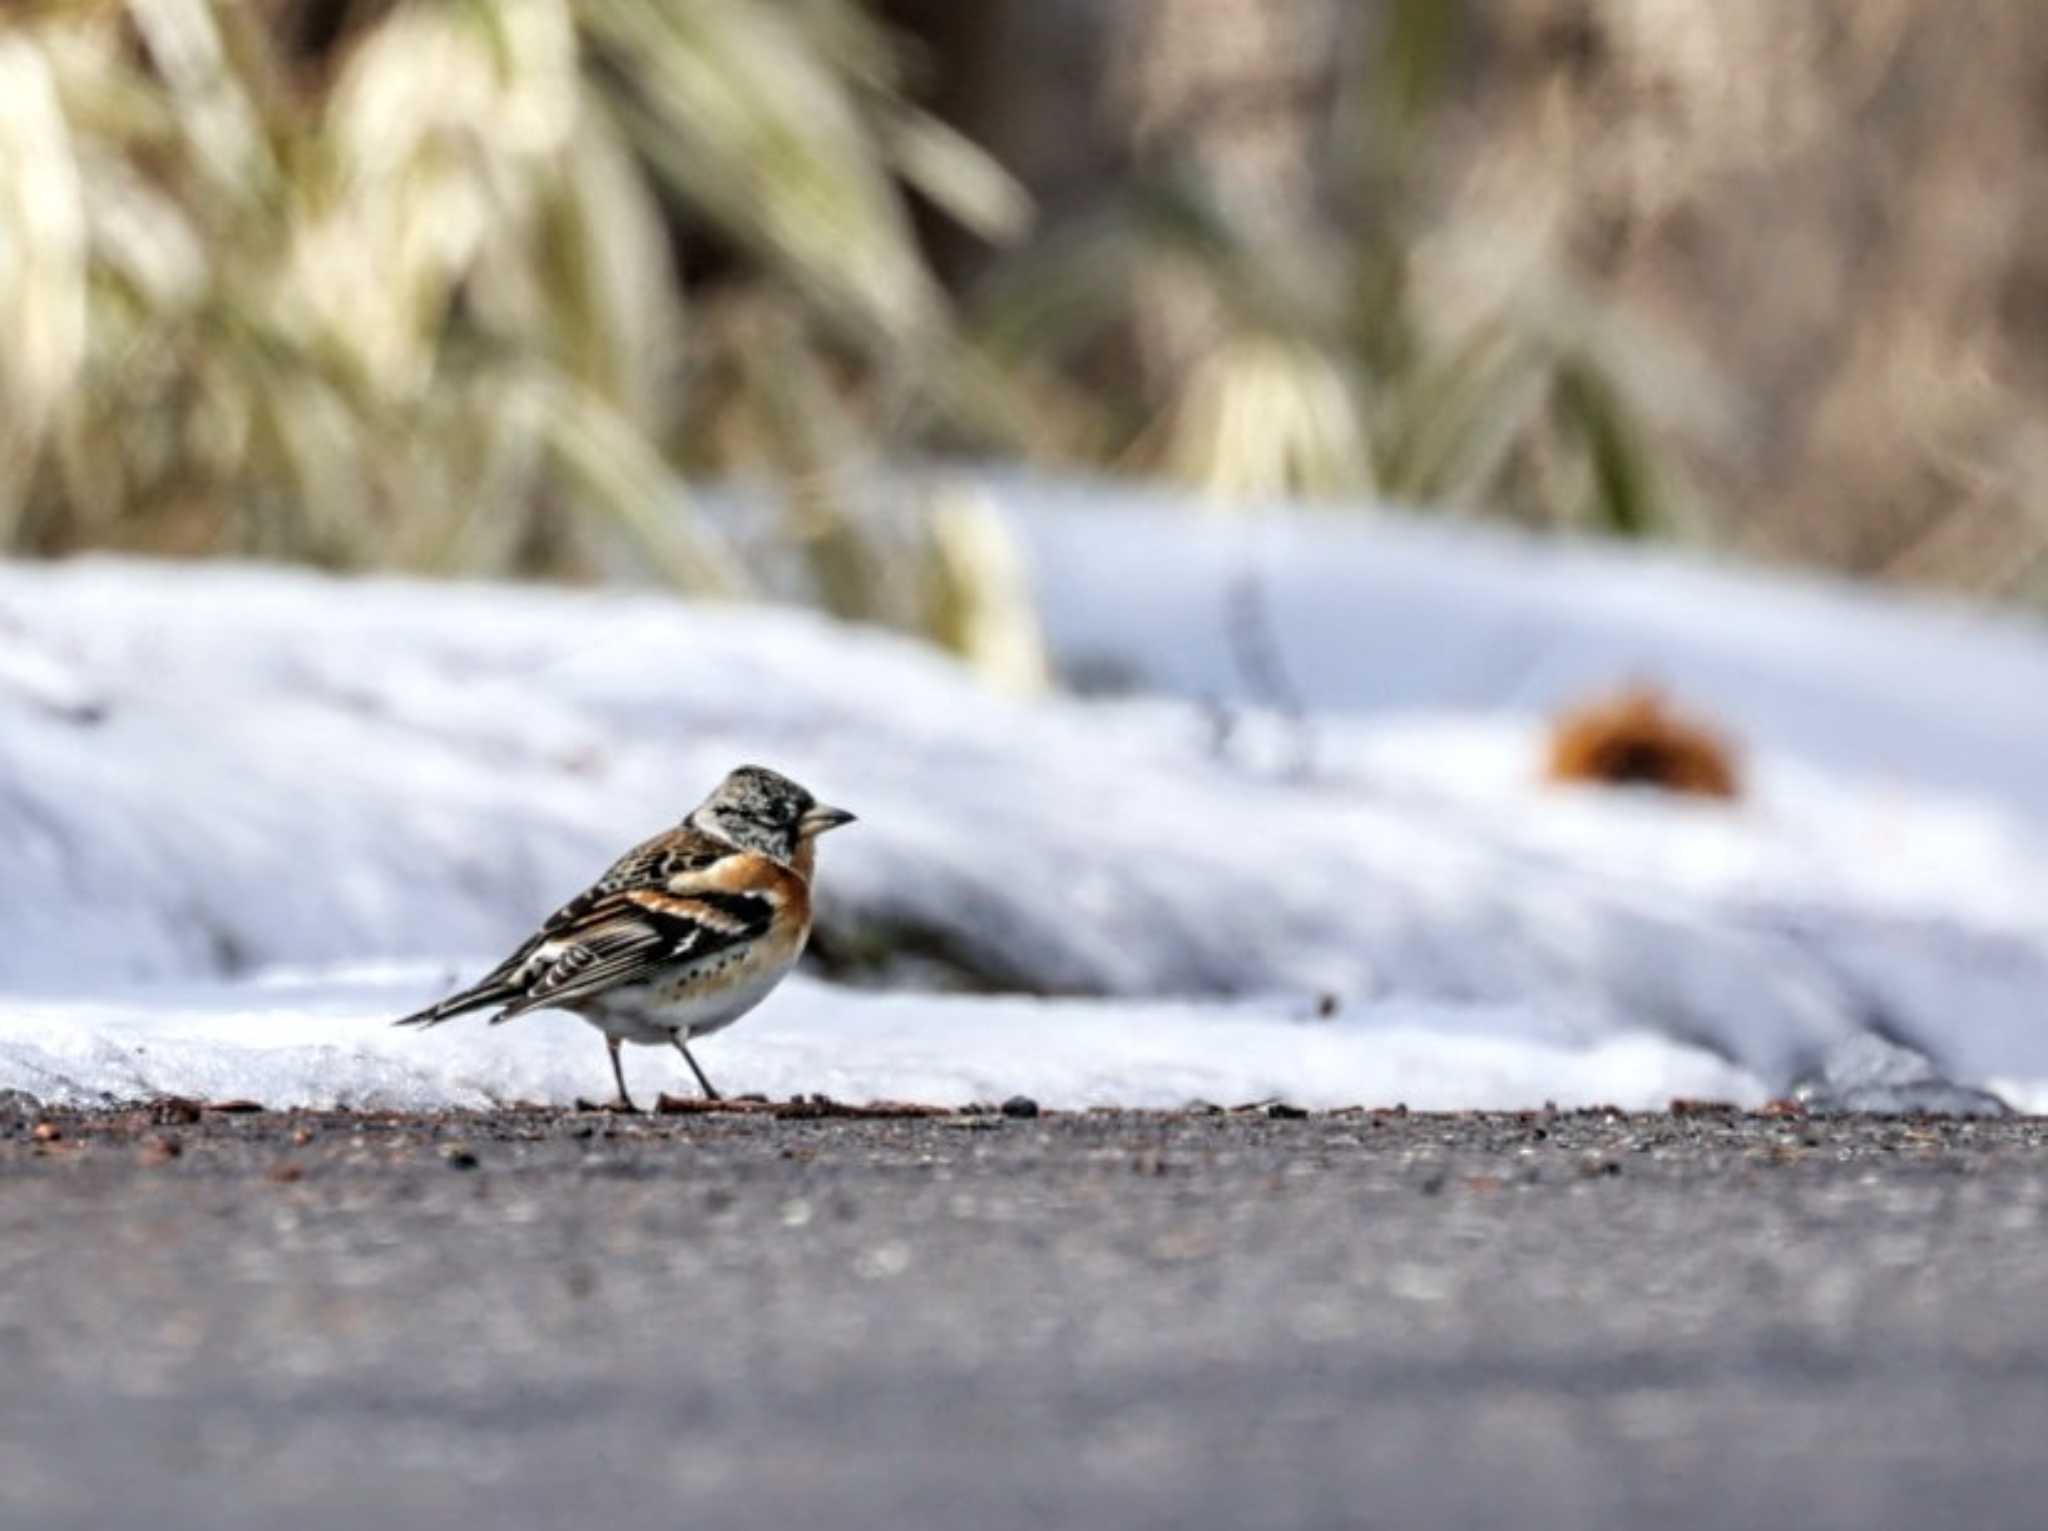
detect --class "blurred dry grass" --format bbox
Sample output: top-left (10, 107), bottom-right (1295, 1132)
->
top-left (6, 0), bottom-right (2048, 646)
top-left (965, 0), bottom-right (1686, 535)
top-left (1441, 0), bottom-right (2048, 600)
top-left (0, 0), bottom-right (1037, 664)
top-left (927, 0), bottom-right (2048, 601)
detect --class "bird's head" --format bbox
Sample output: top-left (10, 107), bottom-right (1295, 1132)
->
top-left (688, 764), bottom-right (855, 864)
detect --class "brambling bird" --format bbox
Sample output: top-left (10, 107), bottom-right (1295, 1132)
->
top-left (395, 765), bottom-right (855, 1111)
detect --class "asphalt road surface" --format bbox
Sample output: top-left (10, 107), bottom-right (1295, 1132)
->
top-left (4, 1101), bottom-right (2047, 1530)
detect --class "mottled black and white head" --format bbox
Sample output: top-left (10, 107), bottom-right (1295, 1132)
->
top-left (688, 765), bottom-right (855, 862)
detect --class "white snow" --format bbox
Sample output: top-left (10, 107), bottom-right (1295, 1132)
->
top-left (0, 968), bottom-right (1761, 1114)
top-left (4, 469), bottom-right (2048, 1112)
top-left (994, 470), bottom-right (2048, 824)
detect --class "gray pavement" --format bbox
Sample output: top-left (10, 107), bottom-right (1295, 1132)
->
top-left (4, 1103), bottom-right (2048, 1530)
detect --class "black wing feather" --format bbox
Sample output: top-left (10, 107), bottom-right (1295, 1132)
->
top-left (487, 889), bottom-right (778, 1022)
top-left (392, 831), bottom-right (738, 1029)
top-left (536, 835), bottom-right (729, 935)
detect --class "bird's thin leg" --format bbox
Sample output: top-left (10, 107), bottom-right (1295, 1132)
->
top-left (607, 1037), bottom-right (640, 1113)
top-left (673, 1038), bottom-right (722, 1101)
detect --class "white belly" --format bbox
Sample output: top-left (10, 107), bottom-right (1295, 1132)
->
top-left (573, 950), bottom-right (799, 1047)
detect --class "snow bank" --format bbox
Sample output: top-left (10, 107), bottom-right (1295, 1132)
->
top-left (4, 473), bottom-right (2048, 1111)
top-left (0, 968), bottom-right (1762, 1114)
top-left (995, 470), bottom-right (2048, 823)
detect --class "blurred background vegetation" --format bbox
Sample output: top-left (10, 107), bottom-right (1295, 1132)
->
top-left (4, 0), bottom-right (2044, 662)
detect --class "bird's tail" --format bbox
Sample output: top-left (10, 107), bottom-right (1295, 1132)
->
top-left (392, 978), bottom-right (519, 1030)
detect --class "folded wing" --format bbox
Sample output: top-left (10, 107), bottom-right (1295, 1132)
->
top-left (488, 887), bottom-right (776, 1021)
top-left (393, 829), bottom-right (774, 1029)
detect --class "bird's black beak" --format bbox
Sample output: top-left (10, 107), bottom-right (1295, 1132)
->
top-left (800, 803), bottom-right (857, 837)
